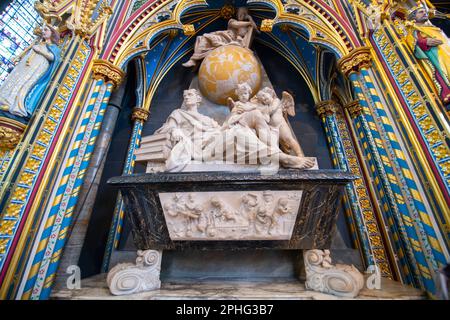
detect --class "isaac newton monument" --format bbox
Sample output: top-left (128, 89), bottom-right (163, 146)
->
top-left (0, 0), bottom-right (447, 300)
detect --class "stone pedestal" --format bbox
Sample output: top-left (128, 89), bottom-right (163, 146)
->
top-left (107, 250), bottom-right (162, 296)
top-left (303, 249), bottom-right (364, 298)
top-left (106, 170), bottom-right (357, 297)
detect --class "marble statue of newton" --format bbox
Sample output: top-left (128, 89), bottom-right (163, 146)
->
top-left (150, 87), bottom-right (315, 171)
top-left (182, 7), bottom-right (259, 67)
top-left (0, 25), bottom-right (61, 118)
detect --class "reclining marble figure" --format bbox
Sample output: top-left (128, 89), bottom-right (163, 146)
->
top-left (182, 7), bottom-right (259, 68)
top-left (135, 88), bottom-right (315, 172)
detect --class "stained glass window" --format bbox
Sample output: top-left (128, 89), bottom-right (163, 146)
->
top-left (0, 0), bottom-right (40, 85)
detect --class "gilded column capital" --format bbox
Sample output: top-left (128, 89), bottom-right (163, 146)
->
top-left (0, 117), bottom-right (27, 151)
top-left (92, 59), bottom-right (125, 88)
top-left (337, 47), bottom-right (373, 77)
top-left (132, 107), bottom-right (150, 122)
top-left (344, 101), bottom-right (364, 118)
top-left (261, 19), bottom-right (275, 32)
top-left (315, 100), bottom-right (338, 117)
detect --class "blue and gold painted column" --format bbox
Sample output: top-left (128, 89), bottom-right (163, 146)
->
top-left (18, 60), bottom-right (124, 300)
top-left (338, 47), bottom-right (449, 296)
top-left (102, 106), bottom-right (149, 272)
top-left (316, 100), bottom-right (395, 279)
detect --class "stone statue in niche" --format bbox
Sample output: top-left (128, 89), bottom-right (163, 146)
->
top-left (137, 88), bottom-right (316, 172)
top-left (253, 87), bottom-right (305, 157)
top-left (224, 82), bottom-right (272, 145)
top-left (182, 7), bottom-right (259, 68)
top-left (159, 191), bottom-right (301, 240)
top-left (406, 1), bottom-right (450, 106)
top-left (0, 24), bottom-right (61, 120)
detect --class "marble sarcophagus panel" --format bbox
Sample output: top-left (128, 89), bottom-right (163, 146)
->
top-left (108, 170), bottom-right (356, 250)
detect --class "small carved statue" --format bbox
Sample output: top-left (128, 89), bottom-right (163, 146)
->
top-left (0, 24), bottom-right (61, 119)
top-left (269, 197), bottom-right (292, 235)
top-left (225, 82), bottom-right (272, 145)
top-left (182, 7), bottom-right (259, 68)
top-left (253, 87), bottom-right (306, 157)
top-left (406, 2), bottom-right (450, 105)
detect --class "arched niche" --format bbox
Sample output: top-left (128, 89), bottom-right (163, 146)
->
top-left (79, 1), bottom-right (357, 278)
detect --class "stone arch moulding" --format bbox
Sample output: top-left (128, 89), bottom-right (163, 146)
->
top-left (101, 0), bottom-right (362, 69)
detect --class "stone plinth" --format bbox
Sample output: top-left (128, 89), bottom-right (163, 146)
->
top-left (51, 274), bottom-right (425, 300)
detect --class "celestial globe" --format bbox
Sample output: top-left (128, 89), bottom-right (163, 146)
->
top-left (198, 45), bottom-right (262, 105)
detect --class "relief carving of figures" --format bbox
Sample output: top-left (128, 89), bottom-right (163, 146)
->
top-left (0, 25), bottom-right (61, 120)
top-left (406, 2), bottom-right (450, 106)
top-left (183, 7), bottom-right (259, 68)
top-left (160, 191), bottom-right (301, 240)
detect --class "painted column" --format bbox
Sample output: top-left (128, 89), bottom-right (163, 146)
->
top-left (315, 100), bottom-right (395, 279)
top-left (53, 70), bottom-right (127, 291)
top-left (370, 23), bottom-right (450, 246)
top-left (102, 107), bottom-right (149, 272)
top-left (338, 47), bottom-right (449, 296)
top-left (0, 35), bottom-right (92, 299)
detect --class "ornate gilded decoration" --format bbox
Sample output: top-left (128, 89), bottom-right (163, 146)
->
top-left (132, 107), bottom-right (150, 122)
top-left (182, 24), bottom-right (195, 36)
top-left (220, 4), bottom-right (235, 20)
top-left (344, 101), bottom-right (364, 118)
top-left (92, 59), bottom-right (125, 88)
top-left (66, 1), bottom-right (113, 38)
top-left (337, 47), bottom-right (373, 77)
top-left (315, 100), bottom-right (338, 117)
top-left (0, 117), bottom-right (26, 151)
top-left (261, 19), bottom-right (275, 32)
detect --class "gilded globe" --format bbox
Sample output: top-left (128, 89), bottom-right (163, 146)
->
top-left (198, 45), bottom-right (262, 105)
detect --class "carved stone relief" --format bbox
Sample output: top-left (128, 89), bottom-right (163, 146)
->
top-left (159, 191), bottom-right (303, 240)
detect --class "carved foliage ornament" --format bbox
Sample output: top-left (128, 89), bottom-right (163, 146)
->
top-left (344, 100), bottom-right (364, 118)
top-left (132, 107), bottom-right (150, 122)
top-left (337, 47), bottom-right (373, 77)
top-left (92, 59), bottom-right (125, 88)
top-left (0, 117), bottom-right (26, 151)
top-left (315, 100), bottom-right (338, 117)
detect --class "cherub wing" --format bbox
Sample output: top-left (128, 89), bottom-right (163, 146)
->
top-left (281, 91), bottom-right (295, 118)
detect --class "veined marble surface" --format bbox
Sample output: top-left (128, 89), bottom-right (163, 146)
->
top-left (52, 274), bottom-right (425, 300)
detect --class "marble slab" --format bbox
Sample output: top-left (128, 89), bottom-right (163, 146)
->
top-left (159, 191), bottom-right (303, 241)
top-left (51, 274), bottom-right (425, 300)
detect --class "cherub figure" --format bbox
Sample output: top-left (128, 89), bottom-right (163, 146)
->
top-left (254, 87), bottom-right (306, 157)
top-left (224, 82), bottom-right (272, 145)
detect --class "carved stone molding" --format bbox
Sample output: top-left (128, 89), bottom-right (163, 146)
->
top-left (92, 59), bottom-right (125, 88)
top-left (304, 249), bottom-right (365, 298)
top-left (132, 107), bottom-right (150, 122)
top-left (107, 250), bottom-right (162, 296)
top-left (337, 47), bottom-right (372, 77)
top-left (0, 117), bottom-right (26, 151)
top-left (344, 100), bottom-right (364, 118)
top-left (315, 100), bottom-right (338, 117)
